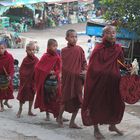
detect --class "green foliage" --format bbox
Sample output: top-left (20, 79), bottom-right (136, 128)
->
top-left (100, 0), bottom-right (140, 34)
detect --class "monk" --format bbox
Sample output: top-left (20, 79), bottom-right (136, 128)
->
top-left (57, 29), bottom-right (87, 128)
top-left (16, 42), bottom-right (39, 118)
top-left (0, 41), bottom-right (14, 112)
top-left (81, 25), bottom-right (125, 139)
top-left (34, 39), bottom-right (61, 121)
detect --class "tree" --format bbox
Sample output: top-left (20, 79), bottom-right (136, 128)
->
top-left (99, 0), bottom-right (140, 34)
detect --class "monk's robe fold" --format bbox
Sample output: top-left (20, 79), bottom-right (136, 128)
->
top-left (17, 55), bottom-right (39, 103)
top-left (34, 51), bottom-right (61, 118)
top-left (0, 51), bottom-right (14, 99)
top-left (61, 44), bottom-right (87, 113)
top-left (82, 41), bottom-right (125, 126)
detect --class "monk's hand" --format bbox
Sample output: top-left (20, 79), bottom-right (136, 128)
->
top-left (50, 70), bottom-right (55, 74)
top-left (7, 76), bottom-right (11, 81)
top-left (127, 67), bottom-right (132, 73)
top-left (126, 65), bottom-right (133, 73)
top-left (50, 70), bottom-right (56, 79)
top-left (80, 70), bottom-right (86, 79)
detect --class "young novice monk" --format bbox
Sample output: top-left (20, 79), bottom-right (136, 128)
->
top-left (0, 41), bottom-right (14, 112)
top-left (34, 39), bottom-right (61, 121)
top-left (57, 29), bottom-right (87, 128)
top-left (16, 42), bottom-right (39, 118)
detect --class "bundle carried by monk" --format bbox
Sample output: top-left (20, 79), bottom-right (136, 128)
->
top-left (119, 59), bottom-right (140, 104)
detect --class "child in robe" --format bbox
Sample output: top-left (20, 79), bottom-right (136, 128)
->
top-left (34, 39), bottom-right (61, 121)
top-left (0, 41), bottom-right (14, 112)
top-left (16, 42), bottom-right (39, 118)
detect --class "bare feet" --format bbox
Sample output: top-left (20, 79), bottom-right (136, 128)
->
top-left (62, 117), bottom-right (69, 122)
top-left (45, 112), bottom-right (50, 121)
top-left (45, 115), bottom-right (50, 121)
top-left (56, 118), bottom-right (64, 128)
top-left (45, 117), bottom-right (50, 121)
top-left (109, 125), bottom-right (123, 135)
top-left (28, 112), bottom-right (37, 117)
top-left (0, 106), bottom-right (4, 112)
top-left (4, 102), bottom-right (12, 108)
top-left (69, 123), bottom-right (82, 129)
top-left (94, 130), bottom-right (105, 139)
top-left (16, 109), bottom-right (22, 118)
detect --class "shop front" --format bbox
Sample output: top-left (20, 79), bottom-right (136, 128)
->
top-left (45, 0), bottom-right (94, 27)
top-left (0, 0), bottom-right (61, 30)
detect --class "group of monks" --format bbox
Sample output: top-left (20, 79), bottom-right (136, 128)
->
top-left (0, 26), bottom-right (126, 139)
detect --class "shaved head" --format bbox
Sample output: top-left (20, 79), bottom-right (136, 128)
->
top-left (66, 29), bottom-right (76, 37)
top-left (102, 25), bottom-right (116, 43)
top-left (103, 25), bottom-right (116, 36)
top-left (26, 42), bottom-right (35, 50)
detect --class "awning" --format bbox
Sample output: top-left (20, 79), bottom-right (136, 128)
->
top-left (0, 0), bottom-right (61, 6)
top-left (59, 0), bottom-right (78, 2)
top-left (0, 1), bottom-right (13, 6)
top-left (48, 0), bottom-right (78, 4)
top-left (0, 6), bottom-right (10, 15)
top-left (48, 0), bottom-right (93, 4)
top-left (79, 0), bottom-right (93, 2)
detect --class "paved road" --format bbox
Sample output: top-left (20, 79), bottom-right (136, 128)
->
top-left (1, 23), bottom-right (140, 140)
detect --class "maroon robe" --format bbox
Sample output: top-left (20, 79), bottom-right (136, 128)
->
top-left (81, 40), bottom-right (125, 126)
top-left (0, 51), bottom-right (14, 99)
top-left (61, 44), bottom-right (87, 113)
top-left (34, 51), bottom-right (61, 118)
top-left (17, 55), bottom-right (39, 103)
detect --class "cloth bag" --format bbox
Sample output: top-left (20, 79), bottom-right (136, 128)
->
top-left (44, 74), bottom-right (58, 94)
top-left (44, 63), bottom-right (58, 103)
top-left (0, 67), bottom-right (9, 90)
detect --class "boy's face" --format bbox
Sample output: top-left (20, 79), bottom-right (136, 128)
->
top-left (0, 44), bottom-right (6, 55)
top-left (26, 45), bottom-right (36, 56)
top-left (104, 27), bottom-right (116, 43)
top-left (48, 42), bottom-right (58, 52)
top-left (66, 32), bottom-right (77, 46)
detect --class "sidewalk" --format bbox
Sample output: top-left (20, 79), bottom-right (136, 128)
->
top-left (0, 93), bottom-right (140, 140)
top-left (2, 23), bottom-right (140, 140)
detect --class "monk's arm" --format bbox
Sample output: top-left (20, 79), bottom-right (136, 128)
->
top-left (81, 49), bottom-right (88, 71)
top-left (8, 56), bottom-right (14, 78)
top-left (54, 59), bottom-right (61, 77)
top-left (118, 47), bottom-right (127, 70)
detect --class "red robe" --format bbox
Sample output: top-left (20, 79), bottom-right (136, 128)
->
top-left (0, 51), bottom-right (14, 99)
top-left (34, 51), bottom-right (61, 118)
top-left (82, 40), bottom-right (125, 126)
top-left (17, 55), bottom-right (39, 103)
top-left (61, 44), bottom-right (87, 113)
